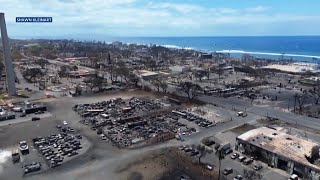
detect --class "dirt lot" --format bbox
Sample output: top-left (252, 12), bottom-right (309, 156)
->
top-left (115, 148), bottom-right (218, 180)
top-left (229, 123), bottom-right (257, 135)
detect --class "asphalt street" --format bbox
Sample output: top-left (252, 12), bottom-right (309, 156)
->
top-left (0, 112), bottom-right (52, 127)
top-left (198, 95), bottom-right (320, 131)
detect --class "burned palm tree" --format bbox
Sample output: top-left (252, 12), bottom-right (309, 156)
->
top-left (216, 147), bottom-right (226, 180)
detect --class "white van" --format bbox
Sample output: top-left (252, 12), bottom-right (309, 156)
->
top-left (237, 111), bottom-right (244, 116)
top-left (289, 174), bottom-right (299, 180)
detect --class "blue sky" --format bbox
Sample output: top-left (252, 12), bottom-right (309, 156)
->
top-left (1, 0), bottom-right (320, 38)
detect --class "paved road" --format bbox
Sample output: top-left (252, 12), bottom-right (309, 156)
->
top-left (14, 66), bottom-right (38, 92)
top-left (0, 112), bottom-right (52, 127)
top-left (47, 59), bottom-right (96, 73)
top-left (13, 65), bottom-right (46, 102)
top-left (164, 82), bottom-right (320, 131)
top-left (198, 95), bottom-right (320, 131)
top-left (201, 151), bottom-right (288, 180)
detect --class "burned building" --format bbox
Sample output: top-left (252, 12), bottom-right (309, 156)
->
top-left (235, 127), bottom-right (320, 180)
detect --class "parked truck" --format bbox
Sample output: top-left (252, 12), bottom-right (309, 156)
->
top-left (11, 149), bottom-right (20, 163)
top-left (19, 141), bottom-right (29, 155)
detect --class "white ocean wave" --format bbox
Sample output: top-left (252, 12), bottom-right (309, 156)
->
top-left (162, 44), bottom-right (194, 50)
top-left (216, 50), bottom-right (320, 59)
top-left (183, 47), bottom-right (194, 50)
top-left (162, 44), bottom-right (182, 49)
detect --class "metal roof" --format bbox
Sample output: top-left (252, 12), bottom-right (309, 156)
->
top-left (237, 126), bottom-right (320, 170)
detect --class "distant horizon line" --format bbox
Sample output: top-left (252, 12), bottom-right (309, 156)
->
top-left (10, 35), bottom-right (320, 40)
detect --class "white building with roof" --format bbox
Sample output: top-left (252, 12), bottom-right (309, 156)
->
top-left (236, 126), bottom-right (320, 179)
top-left (169, 65), bottom-right (190, 74)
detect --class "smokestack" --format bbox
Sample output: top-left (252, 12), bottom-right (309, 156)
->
top-left (0, 13), bottom-right (17, 96)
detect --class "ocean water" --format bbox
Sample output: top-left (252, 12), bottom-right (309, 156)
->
top-left (97, 36), bottom-right (320, 62)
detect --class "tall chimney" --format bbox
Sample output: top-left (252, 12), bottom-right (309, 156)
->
top-left (0, 13), bottom-right (17, 96)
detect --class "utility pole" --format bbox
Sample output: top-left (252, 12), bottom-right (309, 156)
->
top-left (0, 13), bottom-right (17, 96)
